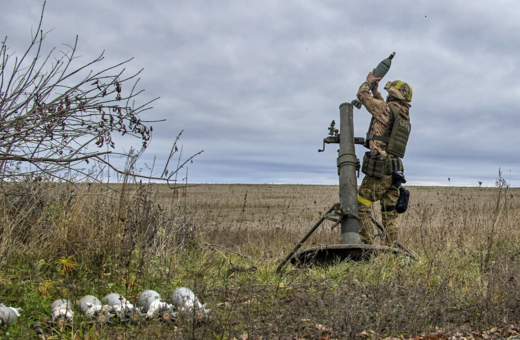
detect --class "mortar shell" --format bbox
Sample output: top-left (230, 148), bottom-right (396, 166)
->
top-left (170, 287), bottom-right (197, 309)
top-left (51, 299), bottom-right (73, 311)
top-left (79, 295), bottom-right (102, 314)
top-left (0, 306), bottom-right (18, 326)
top-left (137, 290), bottom-right (161, 313)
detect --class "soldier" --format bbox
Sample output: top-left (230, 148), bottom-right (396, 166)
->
top-left (356, 69), bottom-right (412, 246)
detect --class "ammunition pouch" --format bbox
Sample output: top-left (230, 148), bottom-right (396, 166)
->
top-left (386, 157), bottom-right (404, 175)
top-left (361, 152), bottom-right (404, 178)
top-left (361, 152), bottom-right (386, 178)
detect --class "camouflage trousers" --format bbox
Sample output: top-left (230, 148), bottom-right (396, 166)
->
top-left (357, 174), bottom-right (400, 246)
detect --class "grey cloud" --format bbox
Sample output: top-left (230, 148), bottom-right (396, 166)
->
top-left (2, 0), bottom-right (520, 186)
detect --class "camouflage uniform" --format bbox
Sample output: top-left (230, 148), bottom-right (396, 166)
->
top-left (356, 81), bottom-right (411, 246)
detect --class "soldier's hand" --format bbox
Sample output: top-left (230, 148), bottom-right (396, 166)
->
top-left (371, 80), bottom-right (380, 93)
top-left (367, 69), bottom-right (381, 96)
top-left (366, 69), bottom-right (382, 84)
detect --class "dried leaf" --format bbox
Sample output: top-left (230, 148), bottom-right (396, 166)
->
top-left (314, 323), bottom-right (331, 332)
top-left (423, 334), bottom-right (448, 340)
top-left (356, 331), bottom-right (370, 339)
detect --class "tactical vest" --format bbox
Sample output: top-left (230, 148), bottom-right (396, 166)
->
top-left (364, 104), bottom-right (411, 158)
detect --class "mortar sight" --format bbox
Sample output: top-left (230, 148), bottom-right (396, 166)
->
top-left (318, 120), bottom-right (339, 152)
top-left (319, 120), bottom-right (365, 153)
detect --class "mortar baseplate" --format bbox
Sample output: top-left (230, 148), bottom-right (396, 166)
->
top-left (290, 244), bottom-right (409, 266)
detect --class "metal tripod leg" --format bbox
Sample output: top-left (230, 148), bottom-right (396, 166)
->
top-left (275, 204), bottom-right (338, 273)
top-left (370, 216), bottom-right (416, 260)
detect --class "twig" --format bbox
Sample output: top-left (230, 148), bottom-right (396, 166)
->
top-left (204, 242), bottom-right (250, 258)
top-left (370, 216), bottom-right (416, 259)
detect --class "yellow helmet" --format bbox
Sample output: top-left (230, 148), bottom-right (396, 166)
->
top-left (384, 80), bottom-right (413, 102)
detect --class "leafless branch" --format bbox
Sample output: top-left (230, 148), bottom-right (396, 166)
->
top-left (0, 2), bottom-right (202, 183)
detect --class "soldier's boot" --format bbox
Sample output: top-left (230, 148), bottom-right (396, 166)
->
top-left (382, 216), bottom-right (398, 247)
top-left (357, 201), bottom-right (373, 245)
top-left (384, 225), bottom-right (398, 246)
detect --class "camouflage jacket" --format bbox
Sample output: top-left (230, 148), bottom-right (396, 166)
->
top-left (356, 81), bottom-right (411, 157)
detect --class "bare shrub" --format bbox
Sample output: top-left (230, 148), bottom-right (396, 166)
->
top-left (0, 2), bottom-right (200, 184)
top-left (0, 180), bottom-right (204, 276)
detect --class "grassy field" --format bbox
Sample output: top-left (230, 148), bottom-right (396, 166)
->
top-left (1, 180), bottom-right (520, 339)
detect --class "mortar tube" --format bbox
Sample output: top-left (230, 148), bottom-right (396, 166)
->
top-left (338, 103), bottom-right (362, 245)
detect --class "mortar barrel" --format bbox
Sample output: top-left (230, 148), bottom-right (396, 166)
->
top-left (338, 103), bottom-right (361, 245)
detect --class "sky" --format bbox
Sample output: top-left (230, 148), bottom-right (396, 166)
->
top-left (2, 0), bottom-right (520, 187)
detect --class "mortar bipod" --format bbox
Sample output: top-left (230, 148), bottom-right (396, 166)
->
top-left (325, 203), bottom-right (343, 230)
top-left (324, 203), bottom-right (362, 231)
top-left (370, 216), bottom-right (416, 260)
top-left (275, 201), bottom-right (370, 273)
top-left (275, 203), bottom-right (340, 273)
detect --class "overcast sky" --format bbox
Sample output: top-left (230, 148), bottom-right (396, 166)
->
top-left (2, 0), bottom-right (520, 186)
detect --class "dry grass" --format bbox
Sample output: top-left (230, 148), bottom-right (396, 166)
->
top-left (176, 183), bottom-right (520, 259)
top-left (1, 180), bottom-right (520, 339)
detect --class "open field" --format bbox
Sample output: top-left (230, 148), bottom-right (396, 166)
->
top-left (175, 183), bottom-right (520, 258)
top-left (1, 181), bottom-right (520, 339)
